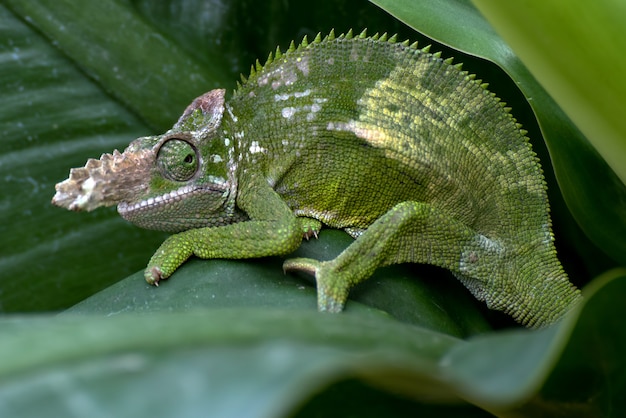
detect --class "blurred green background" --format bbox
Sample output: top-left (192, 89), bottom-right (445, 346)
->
top-left (0, 0), bottom-right (624, 416)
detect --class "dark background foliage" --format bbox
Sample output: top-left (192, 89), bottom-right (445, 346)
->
top-left (0, 0), bottom-right (624, 416)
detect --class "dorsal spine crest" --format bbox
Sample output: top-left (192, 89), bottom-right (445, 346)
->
top-left (323, 29), bottom-right (336, 42)
top-left (233, 29), bottom-right (492, 112)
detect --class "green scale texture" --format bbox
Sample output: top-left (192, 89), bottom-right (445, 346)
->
top-left (53, 31), bottom-right (581, 327)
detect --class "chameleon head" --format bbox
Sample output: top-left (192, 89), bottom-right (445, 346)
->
top-left (52, 89), bottom-right (238, 233)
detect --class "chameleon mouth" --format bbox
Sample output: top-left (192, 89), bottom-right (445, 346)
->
top-left (117, 182), bottom-right (229, 218)
top-left (117, 184), bottom-right (201, 215)
top-left (116, 182), bottom-right (231, 233)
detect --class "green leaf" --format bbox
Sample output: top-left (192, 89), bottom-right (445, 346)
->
top-left (370, 0), bottom-right (626, 265)
top-left (0, 270), bottom-right (624, 417)
top-left (471, 0), bottom-right (626, 187)
top-left (66, 230), bottom-right (493, 338)
top-left (0, 3), bottom-right (168, 311)
top-left (3, 0), bottom-right (228, 131)
top-left (0, 311), bottom-right (462, 418)
top-left (3, 0), bottom-right (625, 416)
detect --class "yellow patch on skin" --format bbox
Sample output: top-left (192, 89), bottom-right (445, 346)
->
top-left (349, 124), bottom-right (390, 147)
top-left (350, 66), bottom-right (546, 198)
top-left (326, 120), bottom-right (391, 148)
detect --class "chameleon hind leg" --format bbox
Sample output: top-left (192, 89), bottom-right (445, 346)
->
top-left (283, 201), bottom-right (479, 312)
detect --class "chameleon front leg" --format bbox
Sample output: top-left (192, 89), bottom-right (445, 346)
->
top-left (284, 201), bottom-right (478, 312)
top-left (146, 179), bottom-right (302, 284)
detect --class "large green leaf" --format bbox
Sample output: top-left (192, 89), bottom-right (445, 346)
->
top-left (472, 0), bottom-right (626, 187)
top-left (0, 3), bottom-right (165, 311)
top-left (0, 269), bottom-right (624, 416)
top-left (2, 0), bottom-right (625, 416)
top-left (66, 230), bottom-right (492, 338)
top-left (370, 0), bottom-right (626, 265)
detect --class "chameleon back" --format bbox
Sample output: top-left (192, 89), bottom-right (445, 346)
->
top-left (227, 31), bottom-right (580, 326)
top-left (230, 32), bottom-right (548, 247)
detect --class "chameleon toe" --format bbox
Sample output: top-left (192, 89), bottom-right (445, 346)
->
top-left (145, 266), bottom-right (163, 286)
top-left (283, 258), bottom-right (322, 276)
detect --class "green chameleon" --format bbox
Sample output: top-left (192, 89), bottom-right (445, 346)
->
top-left (52, 30), bottom-right (581, 327)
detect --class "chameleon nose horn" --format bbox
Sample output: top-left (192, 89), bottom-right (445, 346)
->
top-left (52, 148), bottom-right (152, 211)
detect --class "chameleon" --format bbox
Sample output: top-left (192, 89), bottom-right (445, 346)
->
top-left (52, 29), bottom-right (581, 327)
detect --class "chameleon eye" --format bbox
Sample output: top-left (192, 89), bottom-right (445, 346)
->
top-left (157, 139), bottom-right (199, 181)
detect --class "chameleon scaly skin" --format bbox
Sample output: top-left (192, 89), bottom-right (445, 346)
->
top-left (52, 30), bottom-right (581, 327)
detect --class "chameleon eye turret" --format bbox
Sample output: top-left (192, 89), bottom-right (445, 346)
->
top-left (157, 139), bottom-right (199, 182)
top-left (53, 30), bottom-right (581, 327)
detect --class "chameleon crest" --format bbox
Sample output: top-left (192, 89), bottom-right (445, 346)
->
top-left (53, 30), bottom-right (581, 327)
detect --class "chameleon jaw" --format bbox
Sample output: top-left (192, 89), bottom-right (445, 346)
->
top-left (116, 182), bottom-right (231, 231)
top-left (117, 184), bottom-right (205, 216)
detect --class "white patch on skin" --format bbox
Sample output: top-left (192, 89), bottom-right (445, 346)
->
top-left (350, 47), bottom-right (359, 61)
top-left (476, 234), bottom-right (504, 253)
top-left (306, 103), bottom-right (322, 122)
top-left (459, 234), bottom-right (505, 275)
top-left (274, 89), bottom-right (311, 102)
top-left (258, 76), bottom-right (269, 86)
top-left (224, 137), bottom-right (230, 147)
top-left (73, 177), bottom-right (97, 208)
top-left (226, 106), bottom-right (238, 123)
top-left (282, 107), bottom-right (296, 119)
top-left (280, 101), bottom-right (323, 122)
top-left (249, 141), bottom-right (266, 154)
top-left (281, 71), bottom-right (298, 87)
top-left (211, 154), bottom-right (223, 163)
top-left (259, 67), bottom-right (296, 88)
top-left (266, 70), bottom-right (298, 90)
top-left (294, 89), bottom-right (311, 98)
top-left (275, 93), bottom-right (290, 101)
top-left (296, 57), bottom-right (309, 76)
top-left (542, 222), bottom-right (554, 246)
top-left (233, 130), bottom-right (245, 140)
top-left (81, 177), bottom-right (96, 194)
top-left (282, 139), bottom-right (290, 146)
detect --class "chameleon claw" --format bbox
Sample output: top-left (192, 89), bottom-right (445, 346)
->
top-left (298, 218), bottom-right (322, 240)
top-left (302, 227), bottom-right (319, 240)
top-left (145, 266), bottom-right (163, 286)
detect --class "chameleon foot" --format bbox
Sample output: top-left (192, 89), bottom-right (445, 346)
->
top-left (145, 266), bottom-right (163, 286)
top-left (298, 217), bottom-right (322, 240)
top-left (283, 257), bottom-right (349, 313)
top-left (143, 232), bottom-right (196, 287)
